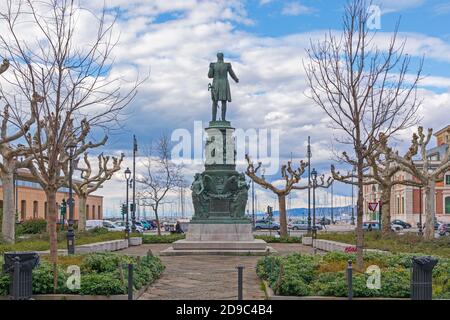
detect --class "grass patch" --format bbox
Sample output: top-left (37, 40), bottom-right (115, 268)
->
top-left (317, 231), bottom-right (450, 258)
top-left (0, 228), bottom-right (139, 254)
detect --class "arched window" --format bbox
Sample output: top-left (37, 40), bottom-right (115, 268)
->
top-left (86, 205), bottom-right (89, 220)
top-left (98, 205), bottom-right (101, 219)
top-left (44, 202), bottom-right (48, 219)
top-left (33, 201), bottom-right (38, 219)
top-left (20, 200), bottom-right (26, 220)
top-left (92, 205), bottom-right (95, 219)
top-left (445, 197), bottom-right (450, 215)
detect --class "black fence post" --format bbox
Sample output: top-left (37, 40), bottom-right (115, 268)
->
top-left (128, 263), bottom-right (134, 300)
top-left (237, 265), bottom-right (244, 300)
top-left (347, 260), bottom-right (353, 300)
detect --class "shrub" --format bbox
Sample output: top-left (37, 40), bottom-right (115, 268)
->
top-left (311, 272), bottom-right (348, 297)
top-left (142, 234), bottom-right (185, 243)
top-left (254, 235), bottom-right (302, 243)
top-left (80, 252), bottom-right (134, 273)
top-left (380, 267), bottom-right (410, 298)
top-left (32, 261), bottom-right (68, 294)
top-left (16, 219), bottom-right (47, 235)
top-left (80, 272), bottom-right (126, 295)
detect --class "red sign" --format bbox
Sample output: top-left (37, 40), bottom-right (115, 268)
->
top-left (368, 202), bottom-right (379, 212)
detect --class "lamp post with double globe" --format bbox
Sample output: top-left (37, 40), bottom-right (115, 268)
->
top-left (66, 141), bottom-right (77, 255)
top-left (124, 167), bottom-right (131, 241)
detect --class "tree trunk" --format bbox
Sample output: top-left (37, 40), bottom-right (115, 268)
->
top-left (278, 194), bottom-right (288, 237)
top-left (380, 185), bottom-right (392, 237)
top-left (1, 170), bottom-right (16, 243)
top-left (356, 154), bottom-right (365, 270)
top-left (424, 181), bottom-right (435, 240)
top-left (77, 195), bottom-right (87, 232)
top-left (45, 188), bottom-right (59, 291)
top-left (154, 206), bottom-right (161, 236)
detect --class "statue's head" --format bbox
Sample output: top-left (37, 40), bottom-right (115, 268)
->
top-left (217, 52), bottom-right (224, 61)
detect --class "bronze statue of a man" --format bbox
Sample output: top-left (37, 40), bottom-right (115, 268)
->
top-left (208, 52), bottom-right (239, 121)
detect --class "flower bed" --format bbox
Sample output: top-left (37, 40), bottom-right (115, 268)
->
top-left (0, 252), bottom-right (164, 297)
top-left (257, 251), bottom-right (450, 299)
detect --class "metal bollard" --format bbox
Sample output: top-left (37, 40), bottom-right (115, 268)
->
top-left (237, 266), bottom-right (244, 300)
top-left (128, 263), bottom-right (134, 300)
top-left (347, 260), bottom-right (353, 300)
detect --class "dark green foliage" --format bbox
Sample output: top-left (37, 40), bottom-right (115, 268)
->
top-left (16, 219), bottom-right (47, 235)
top-left (142, 234), bottom-right (185, 243)
top-left (258, 251), bottom-right (449, 298)
top-left (79, 273), bottom-right (126, 295)
top-left (254, 235), bottom-right (302, 243)
top-left (0, 252), bottom-right (164, 296)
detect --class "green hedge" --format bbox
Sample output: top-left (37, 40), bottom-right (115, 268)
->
top-left (0, 252), bottom-right (165, 296)
top-left (142, 234), bottom-right (185, 243)
top-left (254, 235), bottom-right (302, 243)
top-left (258, 252), bottom-right (450, 299)
top-left (16, 219), bottom-right (47, 236)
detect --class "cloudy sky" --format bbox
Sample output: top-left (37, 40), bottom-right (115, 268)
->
top-left (61, 0), bottom-right (450, 218)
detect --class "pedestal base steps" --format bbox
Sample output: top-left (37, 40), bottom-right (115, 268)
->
top-left (160, 223), bottom-right (275, 256)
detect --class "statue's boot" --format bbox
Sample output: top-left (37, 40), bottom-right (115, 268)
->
top-left (212, 102), bottom-right (217, 121)
top-left (221, 101), bottom-right (227, 121)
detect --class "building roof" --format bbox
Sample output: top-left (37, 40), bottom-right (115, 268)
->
top-left (433, 125), bottom-right (450, 137)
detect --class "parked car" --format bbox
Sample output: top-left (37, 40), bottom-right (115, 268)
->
top-left (363, 221), bottom-right (380, 231)
top-left (103, 220), bottom-right (125, 231)
top-left (113, 220), bottom-right (144, 233)
top-left (438, 223), bottom-right (450, 236)
top-left (391, 223), bottom-right (404, 232)
top-left (288, 221), bottom-right (308, 230)
top-left (139, 220), bottom-right (151, 230)
top-left (86, 220), bottom-right (104, 230)
top-left (319, 217), bottom-right (332, 225)
top-left (254, 220), bottom-right (280, 230)
top-left (391, 219), bottom-right (411, 229)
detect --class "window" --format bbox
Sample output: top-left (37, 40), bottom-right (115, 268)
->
top-left (446, 175), bottom-right (450, 186)
top-left (92, 205), bottom-right (96, 219)
top-left (21, 200), bottom-right (26, 220)
top-left (98, 206), bottom-right (101, 219)
top-left (33, 201), bottom-right (38, 219)
top-left (44, 202), bottom-right (48, 219)
top-left (86, 205), bottom-right (89, 220)
top-left (446, 197), bottom-right (450, 215)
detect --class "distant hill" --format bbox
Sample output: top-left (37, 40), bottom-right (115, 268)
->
top-left (254, 205), bottom-right (354, 220)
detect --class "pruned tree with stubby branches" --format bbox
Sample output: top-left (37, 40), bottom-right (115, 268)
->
top-left (303, 0), bottom-right (422, 269)
top-left (71, 152), bottom-right (125, 232)
top-left (332, 133), bottom-right (421, 236)
top-left (0, 0), bottom-right (142, 289)
top-left (245, 154), bottom-right (308, 237)
top-left (377, 127), bottom-right (450, 240)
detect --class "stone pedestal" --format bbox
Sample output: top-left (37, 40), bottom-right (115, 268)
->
top-left (161, 120), bottom-right (273, 256)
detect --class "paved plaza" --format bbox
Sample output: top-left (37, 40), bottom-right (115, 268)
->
top-left (117, 243), bottom-right (315, 300)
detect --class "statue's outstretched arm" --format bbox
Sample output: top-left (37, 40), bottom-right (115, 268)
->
top-left (228, 65), bottom-right (239, 83)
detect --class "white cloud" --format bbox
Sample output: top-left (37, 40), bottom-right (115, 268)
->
top-left (281, 1), bottom-right (316, 16)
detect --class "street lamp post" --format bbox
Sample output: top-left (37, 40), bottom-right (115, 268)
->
top-left (311, 168), bottom-right (318, 242)
top-left (66, 141), bottom-right (77, 255)
top-left (331, 181), bottom-right (334, 224)
top-left (124, 167), bottom-right (131, 241)
top-left (307, 136), bottom-right (312, 234)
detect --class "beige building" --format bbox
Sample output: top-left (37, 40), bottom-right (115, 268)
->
top-left (363, 125), bottom-right (450, 224)
top-left (0, 169), bottom-right (103, 221)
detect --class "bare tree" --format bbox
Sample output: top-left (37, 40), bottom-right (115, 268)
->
top-left (245, 154), bottom-right (308, 237)
top-left (0, 0), bottom-right (140, 288)
top-left (378, 127), bottom-right (450, 240)
top-left (0, 58), bottom-right (42, 243)
top-left (332, 136), bottom-right (421, 236)
top-left (137, 135), bottom-right (184, 236)
top-left (304, 0), bottom-right (422, 269)
top-left (0, 94), bottom-right (42, 243)
top-left (71, 152), bottom-right (124, 231)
